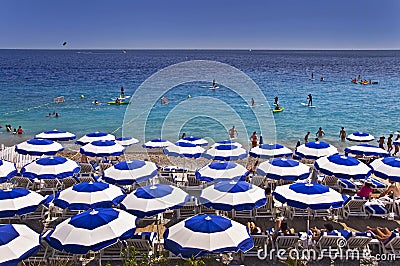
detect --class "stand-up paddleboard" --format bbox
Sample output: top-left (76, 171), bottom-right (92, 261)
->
top-left (245, 104), bottom-right (264, 107)
top-left (111, 96), bottom-right (131, 101)
top-left (272, 107), bottom-right (284, 113)
top-left (209, 86), bottom-right (220, 90)
top-left (301, 103), bottom-right (316, 108)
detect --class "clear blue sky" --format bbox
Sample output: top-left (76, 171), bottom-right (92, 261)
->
top-left (1, 0), bottom-right (399, 49)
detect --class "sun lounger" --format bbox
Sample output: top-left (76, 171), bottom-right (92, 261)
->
top-left (313, 232), bottom-right (346, 259)
top-left (254, 195), bottom-right (278, 219)
top-left (175, 196), bottom-right (198, 220)
top-left (340, 195), bottom-right (368, 219)
top-left (243, 235), bottom-right (269, 257)
top-left (380, 232), bottom-right (400, 258)
top-left (364, 199), bottom-right (389, 218)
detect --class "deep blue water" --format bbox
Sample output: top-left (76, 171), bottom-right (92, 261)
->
top-left (0, 49), bottom-right (399, 150)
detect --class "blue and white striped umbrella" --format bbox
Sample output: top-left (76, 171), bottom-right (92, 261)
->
top-left (164, 142), bottom-right (205, 159)
top-left (0, 188), bottom-right (44, 218)
top-left (195, 161), bottom-right (249, 182)
top-left (199, 181), bottom-right (266, 211)
top-left (370, 157), bottom-right (400, 182)
top-left (315, 154), bottom-right (372, 180)
top-left (295, 141), bottom-right (338, 160)
top-left (164, 214), bottom-right (253, 258)
top-left (35, 129), bottom-right (76, 141)
top-left (256, 158), bottom-right (310, 181)
top-left (177, 136), bottom-right (208, 146)
top-left (120, 184), bottom-right (190, 218)
top-left (115, 137), bottom-right (139, 146)
top-left (20, 156), bottom-right (80, 180)
top-left (80, 140), bottom-right (125, 157)
top-left (249, 143), bottom-right (293, 159)
top-left (0, 224), bottom-right (41, 265)
top-left (15, 139), bottom-right (64, 156)
top-left (76, 132), bottom-right (116, 145)
top-left (346, 132), bottom-right (375, 142)
top-left (0, 160), bottom-right (17, 183)
top-left (344, 144), bottom-right (390, 157)
top-left (53, 182), bottom-right (126, 211)
top-left (211, 140), bottom-right (242, 148)
top-left (103, 160), bottom-right (158, 185)
top-left (44, 208), bottom-right (137, 254)
top-left (143, 139), bottom-right (173, 149)
top-left (273, 182), bottom-right (345, 210)
top-left (204, 145), bottom-right (248, 161)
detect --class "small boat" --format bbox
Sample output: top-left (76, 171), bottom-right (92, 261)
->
top-left (272, 107), bottom-right (284, 113)
top-left (107, 101), bottom-right (130, 105)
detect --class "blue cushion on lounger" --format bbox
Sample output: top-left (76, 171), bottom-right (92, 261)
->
top-left (364, 204), bottom-right (388, 215)
top-left (131, 232), bottom-right (157, 244)
top-left (383, 232), bottom-right (400, 245)
top-left (338, 179), bottom-right (357, 190)
top-left (362, 178), bottom-right (387, 189)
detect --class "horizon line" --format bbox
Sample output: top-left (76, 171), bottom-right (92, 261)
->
top-left (1, 48), bottom-right (400, 51)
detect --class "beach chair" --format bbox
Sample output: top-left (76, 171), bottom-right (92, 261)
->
top-left (340, 196), bottom-right (368, 219)
top-left (175, 197), bottom-right (198, 220)
top-left (23, 242), bottom-right (50, 265)
top-left (321, 175), bottom-right (339, 190)
top-left (232, 209), bottom-right (254, 220)
top-left (48, 248), bottom-right (80, 265)
top-left (380, 232), bottom-right (400, 259)
top-left (79, 162), bottom-right (98, 178)
top-left (313, 233), bottom-right (346, 259)
top-left (251, 175), bottom-right (266, 187)
top-left (40, 179), bottom-right (62, 194)
top-left (362, 177), bottom-right (388, 193)
top-left (337, 178), bottom-right (361, 193)
top-left (243, 235), bottom-right (269, 257)
top-left (344, 231), bottom-right (372, 255)
top-left (21, 204), bottom-right (48, 221)
top-left (10, 176), bottom-right (33, 189)
top-left (61, 176), bottom-right (78, 189)
top-left (273, 232), bottom-right (301, 253)
top-left (99, 241), bottom-right (126, 266)
top-left (364, 199), bottom-right (389, 218)
top-left (199, 205), bottom-right (218, 215)
top-left (126, 234), bottom-right (155, 259)
top-left (254, 195), bottom-right (278, 219)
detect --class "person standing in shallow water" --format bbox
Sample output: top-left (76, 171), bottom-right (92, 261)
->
top-left (387, 134), bottom-right (393, 153)
top-left (250, 131), bottom-right (258, 148)
top-left (304, 132), bottom-right (310, 143)
top-left (340, 127), bottom-right (346, 141)
top-left (316, 127), bottom-right (325, 137)
top-left (229, 126), bottom-right (238, 139)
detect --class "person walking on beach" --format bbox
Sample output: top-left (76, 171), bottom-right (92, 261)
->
top-left (387, 134), bottom-right (394, 153)
top-left (304, 132), bottom-right (310, 143)
top-left (340, 127), bottom-right (346, 141)
top-left (229, 126), bottom-right (238, 139)
top-left (120, 86), bottom-right (125, 98)
top-left (307, 94), bottom-right (313, 106)
top-left (378, 136), bottom-right (385, 149)
top-left (250, 131), bottom-right (258, 148)
top-left (316, 127), bottom-right (325, 137)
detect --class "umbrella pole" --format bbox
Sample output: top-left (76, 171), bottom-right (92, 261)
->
top-left (307, 208), bottom-right (310, 250)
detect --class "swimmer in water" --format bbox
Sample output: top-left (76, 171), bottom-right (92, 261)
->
top-left (251, 98), bottom-right (255, 107)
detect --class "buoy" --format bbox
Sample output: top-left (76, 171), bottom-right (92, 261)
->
top-left (80, 95), bottom-right (84, 99)
top-left (187, 95), bottom-right (191, 99)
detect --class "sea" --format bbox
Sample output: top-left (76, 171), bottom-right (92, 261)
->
top-left (0, 49), bottom-right (399, 151)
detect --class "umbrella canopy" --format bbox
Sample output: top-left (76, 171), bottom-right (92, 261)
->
top-left (177, 136), bottom-right (208, 146)
top-left (344, 144), bottom-right (390, 157)
top-left (314, 154), bottom-right (372, 180)
top-left (115, 137), bottom-right (139, 146)
top-left (20, 156), bottom-right (80, 180)
top-left (199, 181), bottom-right (266, 211)
top-left (370, 157), bottom-right (400, 182)
top-left (143, 139), bottom-right (173, 149)
top-left (294, 141), bottom-right (338, 160)
top-left (76, 132), bottom-right (116, 145)
top-left (35, 129), bottom-right (76, 141)
top-left (164, 214), bottom-right (254, 258)
top-left (0, 160), bottom-right (17, 183)
top-left (0, 188), bottom-right (44, 218)
top-left (164, 142), bottom-right (205, 159)
top-left (80, 140), bottom-right (125, 157)
top-left (120, 184), bottom-right (190, 218)
top-left (103, 160), bottom-right (158, 185)
top-left (273, 182), bottom-right (345, 210)
top-left (195, 161), bottom-right (249, 182)
top-left (15, 139), bottom-right (64, 156)
top-left (44, 208), bottom-right (137, 254)
top-left (204, 145), bottom-right (248, 161)
top-left (256, 158), bottom-right (310, 181)
top-left (346, 132), bottom-right (374, 142)
top-left (53, 182), bottom-right (126, 211)
top-left (0, 224), bottom-right (41, 265)
top-left (211, 140), bottom-right (242, 148)
top-left (249, 143), bottom-right (293, 159)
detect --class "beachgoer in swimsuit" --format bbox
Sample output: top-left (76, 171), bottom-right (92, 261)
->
top-left (274, 96), bottom-right (279, 105)
top-left (304, 132), bottom-right (310, 143)
top-left (340, 127), bottom-right (346, 141)
top-left (212, 79), bottom-right (216, 88)
top-left (250, 131), bottom-right (258, 148)
top-left (378, 136), bottom-right (385, 149)
top-left (394, 134), bottom-right (400, 155)
top-left (17, 126), bottom-right (23, 135)
top-left (307, 94), bottom-right (313, 106)
top-left (316, 127), bottom-right (325, 137)
top-left (251, 98), bottom-right (255, 107)
top-left (120, 86), bottom-right (125, 98)
top-left (229, 126), bottom-right (238, 139)
top-left (387, 134), bottom-right (393, 153)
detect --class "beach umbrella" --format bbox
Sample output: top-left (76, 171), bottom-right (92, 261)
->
top-left (115, 137), bottom-right (139, 146)
top-left (294, 141), bottom-right (338, 160)
top-left (164, 142), bottom-right (205, 159)
top-left (314, 154), bottom-right (372, 180)
top-left (20, 156), bottom-right (80, 180)
top-left (80, 140), bottom-right (125, 157)
top-left (143, 139), bottom-right (173, 149)
top-left (0, 160), bottom-right (17, 183)
top-left (195, 161), bottom-right (249, 182)
top-left (199, 181), bottom-right (266, 211)
top-left (76, 132), bottom-right (116, 145)
top-left (211, 140), bottom-right (242, 148)
top-left (346, 132), bottom-right (374, 142)
top-left (15, 139), bottom-right (64, 156)
top-left (249, 143), bottom-right (293, 159)
top-left (204, 145), bottom-right (248, 161)
top-left (0, 188), bottom-right (44, 218)
top-left (0, 224), bottom-right (41, 265)
top-left (44, 208), bottom-right (137, 254)
top-left (344, 144), bottom-right (390, 157)
top-left (177, 136), bottom-right (208, 146)
top-left (370, 157), bottom-right (400, 182)
top-left (35, 129), bottom-right (76, 141)
top-left (53, 182), bottom-right (125, 211)
top-left (103, 160), bottom-right (158, 185)
top-left (120, 184), bottom-right (190, 218)
top-left (256, 158), bottom-right (310, 181)
top-left (164, 214), bottom-right (254, 258)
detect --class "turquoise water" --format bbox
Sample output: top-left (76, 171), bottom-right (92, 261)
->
top-left (0, 50), bottom-right (399, 150)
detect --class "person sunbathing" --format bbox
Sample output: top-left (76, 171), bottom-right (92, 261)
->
top-left (310, 223), bottom-right (335, 241)
top-left (272, 218), bottom-right (295, 240)
top-left (366, 226), bottom-right (398, 242)
top-left (247, 221), bottom-right (263, 235)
